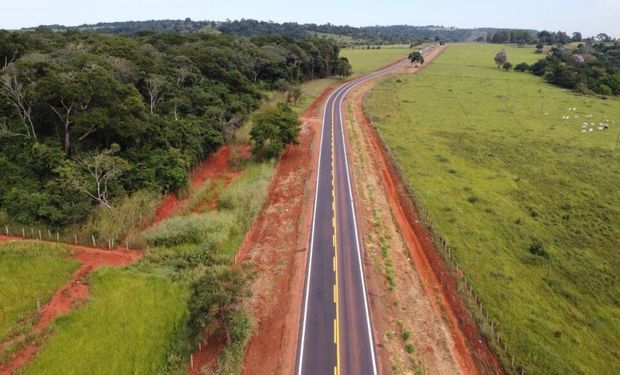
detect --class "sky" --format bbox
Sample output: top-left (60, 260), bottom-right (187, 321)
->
top-left (0, 0), bottom-right (618, 38)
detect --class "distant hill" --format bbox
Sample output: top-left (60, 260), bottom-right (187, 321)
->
top-left (22, 18), bottom-right (538, 45)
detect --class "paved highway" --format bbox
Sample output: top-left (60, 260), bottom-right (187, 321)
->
top-left (296, 58), bottom-right (411, 375)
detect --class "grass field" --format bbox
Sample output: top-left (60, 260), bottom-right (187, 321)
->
top-left (0, 241), bottom-right (78, 343)
top-left (366, 43), bottom-right (620, 375)
top-left (20, 268), bottom-right (189, 375)
top-left (341, 45), bottom-right (414, 76)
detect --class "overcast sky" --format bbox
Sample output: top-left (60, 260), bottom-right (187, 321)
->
top-left (1, 0), bottom-right (618, 38)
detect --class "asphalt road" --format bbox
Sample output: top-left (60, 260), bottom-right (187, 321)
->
top-left (296, 58), bottom-right (411, 375)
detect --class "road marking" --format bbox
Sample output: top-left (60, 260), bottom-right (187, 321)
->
top-left (330, 60), bottom-right (412, 374)
top-left (297, 71), bottom-right (335, 375)
top-left (297, 55), bottom-right (416, 375)
top-left (332, 98), bottom-right (341, 375)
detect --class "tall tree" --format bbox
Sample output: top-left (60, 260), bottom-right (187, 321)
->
top-left (495, 49), bottom-right (508, 68)
top-left (56, 145), bottom-right (129, 209)
top-left (1, 69), bottom-right (37, 139)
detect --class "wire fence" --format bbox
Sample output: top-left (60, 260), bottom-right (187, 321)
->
top-left (363, 103), bottom-right (525, 375)
top-left (2, 223), bottom-right (145, 251)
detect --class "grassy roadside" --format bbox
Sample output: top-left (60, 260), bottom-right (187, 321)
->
top-left (366, 43), bottom-right (620, 374)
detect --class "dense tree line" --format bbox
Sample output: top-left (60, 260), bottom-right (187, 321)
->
top-left (485, 29), bottom-right (537, 44)
top-left (26, 18), bottom-right (544, 46)
top-left (529, 42), bottom-right (620, 95)
top-left (0, 29), bottom-right (344, 226)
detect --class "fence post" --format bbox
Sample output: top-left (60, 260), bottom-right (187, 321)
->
top-left (92, 235), bottom-right (96, 247)
top-left (190, 354), bottom-right (194, 370)
top-left (75, 235), bottom-right (78, 244)
top-left (38, 230), bottom-right (42, 240)
top-left (22, 228), bottom-right (25, 238)
top-left (48, 229), bottom-right (51, 239)
top-left (36, 298), bottom-right (41, 313)
top-left (5, 225), bottom-right (8, 236)
top-left (125, 241), bottom-right (129, 252)
top-left (57, 232), bottom-right (60, 242)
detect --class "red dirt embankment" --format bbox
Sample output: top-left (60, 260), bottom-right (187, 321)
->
top-left (231, 85), bottom-right (335, 375)
top-left (153, 145), bottom-right (250, 223)
top-left (348, 47), bottom-right (504, 374)
top-left (0, 236), bottom-right (141, 374)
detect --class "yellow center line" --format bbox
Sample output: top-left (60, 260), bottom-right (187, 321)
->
top-left (331, 99), bottom-right (341, 375)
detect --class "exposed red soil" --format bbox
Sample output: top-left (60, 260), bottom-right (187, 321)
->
top-left (153, 145), bottom-right (249, 224)
top-left (345, 46), bottom-right (504, 375)
top-left (0, 236), bottom-right (141, 374)
top-left (188, 330), bottom-right (227, 375)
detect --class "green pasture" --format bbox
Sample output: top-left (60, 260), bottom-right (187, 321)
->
top-left (341, 46), bottom-right (414, 76)
top-left (0, 241), bottom-right (78, 344)
top-left (366, 43), bottom-right (620, 375)
top-left (20, 268), bottom-right (189, 375)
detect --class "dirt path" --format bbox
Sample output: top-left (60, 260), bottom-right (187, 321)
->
top-left (0, 236), bottom-right (141, 374)
top-left (342, 46), bottom-right (504, 374)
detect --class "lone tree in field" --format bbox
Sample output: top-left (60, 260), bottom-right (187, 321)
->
top-left (409, 51), bottom-right (425, 66)
top-left (250, 103), bottom-right (302, 158)
top-left (495, 49), bottom-right (508, 69)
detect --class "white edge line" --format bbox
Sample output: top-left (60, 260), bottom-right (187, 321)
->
top-left (335, 60), bottom-right (408, 375)
top-left (297, 59), bottom-right (408, 375)
top-left (297, 80), bottom-right (342, 375)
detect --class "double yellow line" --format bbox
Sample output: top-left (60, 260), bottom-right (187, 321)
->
top-left (331, 101), bottom-right (341, 375)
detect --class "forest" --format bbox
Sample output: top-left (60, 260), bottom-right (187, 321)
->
top-left (24, 18), bottom-right (540, 45)
top-left (529, 42), bottom-right (620, 96)
top-left (0, 28), bottom-right (345, 227)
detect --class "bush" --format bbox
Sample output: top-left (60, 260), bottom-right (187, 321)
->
top-left (528, 239), bottom-right (549, 259)
top-left (530, 59), bottom-right (548, 76)
top-left (503, 62), bottom-right (513, 71)
top-left (250, 103), bottom-right (302, 158)
top-left (401, 331), bottom-right (411, 341)
top-left (514, 62), bottom-right (530, 72)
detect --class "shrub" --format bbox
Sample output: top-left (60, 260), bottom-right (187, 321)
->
top-left (528, 239), bottom-right (549, 259)
top-left (250, 103), bottom-right (302, 158)
top-left (401, 331), bottom-right (411, 341)
top-left (514, 62), bottom-right (530, 72)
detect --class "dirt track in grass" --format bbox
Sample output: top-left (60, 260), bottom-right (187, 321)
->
top-left (0, 236), bottom-right (141, 374)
